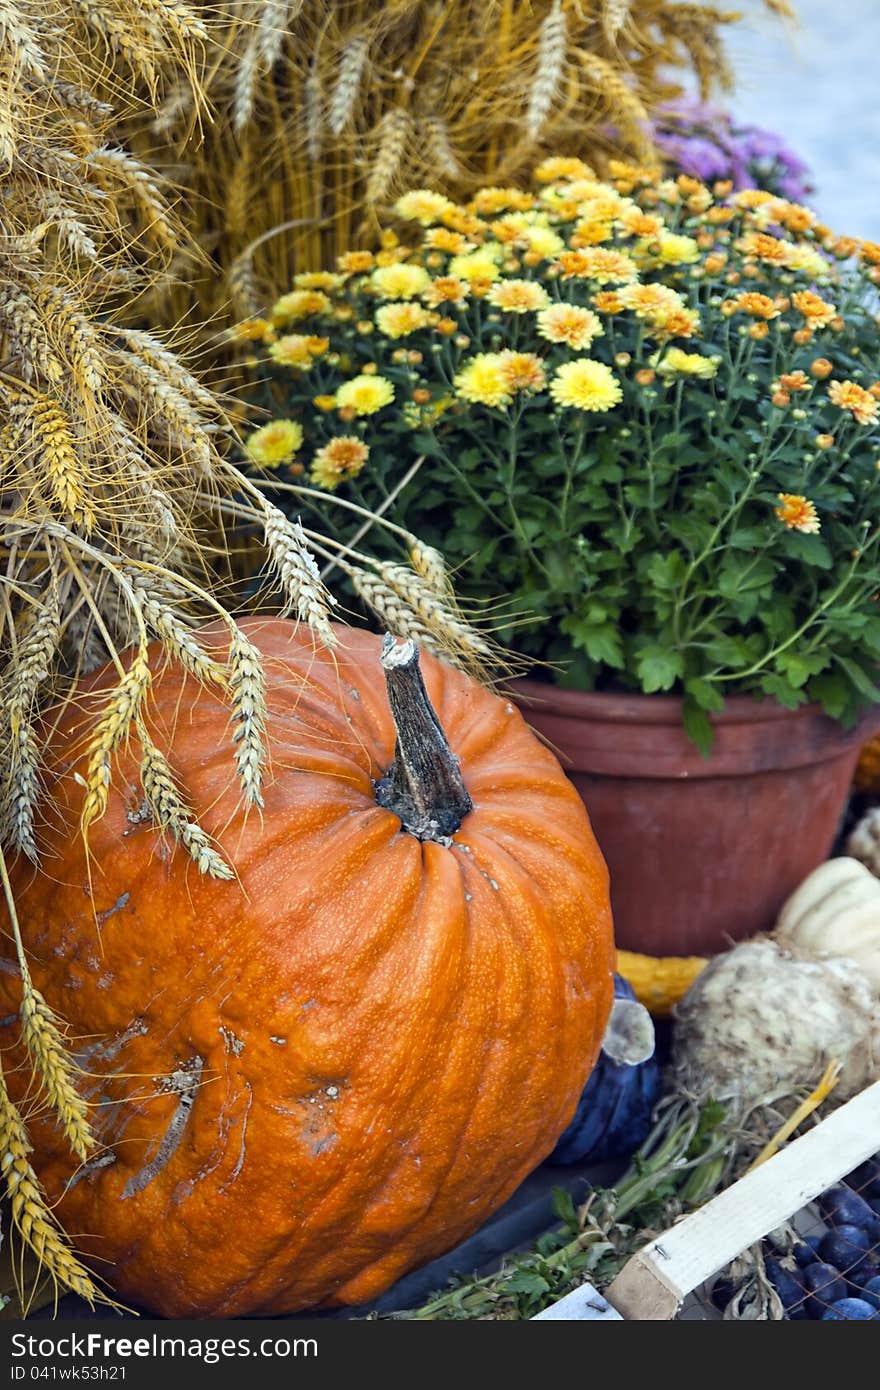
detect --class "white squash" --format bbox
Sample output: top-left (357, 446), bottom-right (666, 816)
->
top-left (774, 856), bottom-right (880, 992)
top-left (846, 805), bottom-right (880, 879)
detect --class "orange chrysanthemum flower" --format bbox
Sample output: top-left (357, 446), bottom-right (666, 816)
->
top-left (736, 232), bottom-right (789, 263)
top-left (423, 276), bottom-right (470, 307)
top-left (536, 303), bottom-right (603, 349)
top-left (337, 250), bottom-right (375, 274)
top-left (618, 208), bottom-right (664, 238)
top-left (778, 371), bottom-right (811, 393)
top-left (829, 379), bottom-right (879, 425)
top-left (775, 494), bottom-right (820, 534)
top-left (311, 436), bottom-right (370, 490)
top-left (730, 292), bottom-right (782, 320)
top-left (792, 290), bottom-right (837, 327)
top-left (441, 208), bottom-right (488, 238)
top-left (499, 351), bottom-right (547, 392)
top-left (592, 291), bottom-right (624, 313)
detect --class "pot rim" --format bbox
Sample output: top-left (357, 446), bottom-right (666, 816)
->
top-left (507, 675), bottom-right (880, 733)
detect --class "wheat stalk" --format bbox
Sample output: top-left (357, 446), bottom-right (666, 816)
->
top-left (88, 146), bottom-right (177, 250)
top-left (579, 51), bottom-right (654, 162)
top-left (422, 115), bottom-right (461, 179)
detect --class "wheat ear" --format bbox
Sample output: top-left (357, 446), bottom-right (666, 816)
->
top-left (261, 503), bottom-right (337, 646)
top-left (526, 0), bottom-right (567, 141)
top-left (138, 721), bottom-right (234, 879)
top-left (328, 33), bottom-right (369, 136)
top-left (80, 642), bottom-right (152, 842)
top-left (227, 625), bottom-right (267, 809)
top-left (0, 847), bottom-right (95, 1163)
top-left (0, 1069), bottom-right (107, 1309)
top-left (366, 108), bottom-right (411, 205)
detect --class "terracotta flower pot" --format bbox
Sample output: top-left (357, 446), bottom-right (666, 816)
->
top-left (508, 679), bottom-right (880, 957)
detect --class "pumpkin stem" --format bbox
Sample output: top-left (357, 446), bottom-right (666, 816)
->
top-left (376, 634), bottom-right (473, 842)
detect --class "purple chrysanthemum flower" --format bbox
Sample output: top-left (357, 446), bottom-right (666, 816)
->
top-left (651, 97), bottom-right (814, 203)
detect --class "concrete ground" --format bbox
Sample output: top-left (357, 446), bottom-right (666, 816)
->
top-left (725, 1), bottom-right (880, 240)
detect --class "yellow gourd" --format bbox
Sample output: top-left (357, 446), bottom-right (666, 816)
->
top-left (615, 950), bottom-right (708, 1018)
top-left (854, 734), bottom-right (880, 793)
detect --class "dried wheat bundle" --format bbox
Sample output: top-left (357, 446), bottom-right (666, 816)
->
top-left (123, 0), bottom-right (795, 330)
top-left (1, 0), bottom-right (492, 1311)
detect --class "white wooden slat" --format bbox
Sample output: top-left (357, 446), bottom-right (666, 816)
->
top-left (532, 1282), bottom-right (623, 1320)
top-left (603, 1079), bottom-right (880, 1320)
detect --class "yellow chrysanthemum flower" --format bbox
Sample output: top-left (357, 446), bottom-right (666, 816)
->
top-left (375, 303), bottom-right (432, 338)
top-left (311, 436), bottom-right (369, 491)
top-left (335, 374), bottom-right (395, 416)
top-left (268, 334), bottom-right (329, 368)
top-left (784, 244), bottom-right (831, 278)
top-left (454, 353), bottom-right (511, 408)
top-left (555, 248), bottom-right (639, 284)
top-left (271, 290), bottom-right (331, 323)
top-left (775, 493), bottom-right (820, 534)
top-left (520, 225), bottom-right (565, 259)
top-left (653, 348), bottom-right (720, 379)
top-left (657, 233), bottom-right (701, 265)
top-left (470, 187), bottom-right (535, 216)
top-left (246, 419), bottom-right (304, 468)
top-left (394, 190), bottom-right (455, 225)
top-left (487, 279), bottom-right (549, 313)
top-left (293, 271), bottom-right (342, 291)
top-left (370, 263), bottom-right (432, 300)
top-left (617, 283), bottom-right (684, 319)
top-left (448, 248), bottom-right (503, 284)
top-left (534, 156), bottom-right (595, 183)
top-left (424, 227), bottom-right (471, 254)
top-left (618, 208), bottom-right (665, 238)
top-left (645, 307), bottom-right (702, 340)
top-left (571, 218), bottom-right (614, 247)
top-left (536, 303), bottom-right (603, 350)
top-left (549, 360), bottom-right (622, 412)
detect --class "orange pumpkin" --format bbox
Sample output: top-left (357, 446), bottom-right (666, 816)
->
top-left (0, 620), bottom-right (613, 1317)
